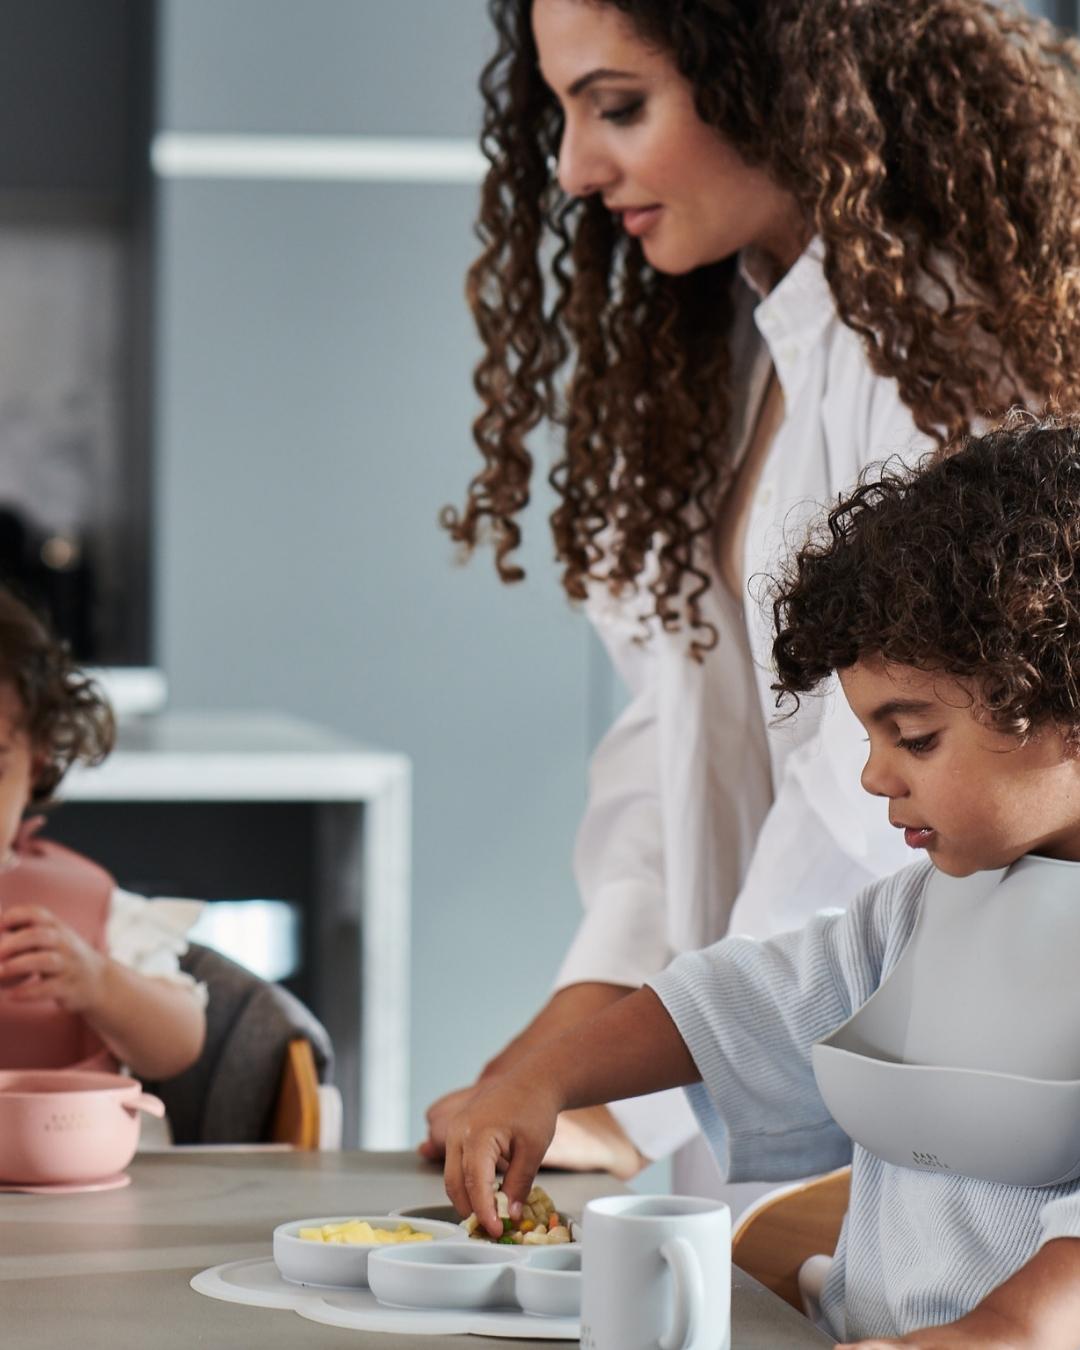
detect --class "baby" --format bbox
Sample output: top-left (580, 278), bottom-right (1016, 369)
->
top-left (444, 415), bottom-right (1080, 1348)
top-left (0, 589), bottom-right (205, 1080)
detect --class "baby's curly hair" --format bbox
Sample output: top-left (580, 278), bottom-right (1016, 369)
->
top-left (443, 0), bottom-right (1080, 659)
top-left (771, 414), bottom-right (1080, 744)
top-left (0, 588), bottom-right (115, 802)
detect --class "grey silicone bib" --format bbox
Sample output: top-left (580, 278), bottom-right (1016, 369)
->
top-left (813, 855), bottom-right (1080, 1186)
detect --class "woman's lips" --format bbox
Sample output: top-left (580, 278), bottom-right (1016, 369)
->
top-left (620, 205), bottom-right (662, 237)
top-left (904, 826), bottom-right (936, 849)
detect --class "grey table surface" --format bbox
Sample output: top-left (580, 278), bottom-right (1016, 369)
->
top-left (0, 1151), bottom-right (833, 1347)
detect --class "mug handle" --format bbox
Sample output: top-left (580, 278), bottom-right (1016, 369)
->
top-left (659, 1236), bottom-right (705, 1350)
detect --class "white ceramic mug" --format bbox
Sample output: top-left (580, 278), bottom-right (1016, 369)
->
top-left (580, 1195), bottom-right (730, 1350)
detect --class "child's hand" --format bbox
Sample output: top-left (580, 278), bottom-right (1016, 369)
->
top-left (443, 1072), bottom-right (561, 1237)
top-left (0, 905), bottom-right (107, 1013)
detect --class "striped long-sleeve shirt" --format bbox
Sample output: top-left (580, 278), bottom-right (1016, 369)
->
top-left (648, 859), bottom-right (1080, 1342)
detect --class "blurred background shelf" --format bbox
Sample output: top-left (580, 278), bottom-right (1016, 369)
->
top-left (54, 709), bottom-right (410, 1149)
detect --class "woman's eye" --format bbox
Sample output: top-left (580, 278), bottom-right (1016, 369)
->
top-left (896, 733), bottom-right (937, 756)
top-left (601, 99), bottom-right (644, 125)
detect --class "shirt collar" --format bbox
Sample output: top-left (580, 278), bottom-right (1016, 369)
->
top-left (738, 236), bottom-right (834, 386)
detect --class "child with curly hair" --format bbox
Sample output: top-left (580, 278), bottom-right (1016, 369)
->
top-left (444, 415), bottom-right (1080, 1348)
top-left (0, 589), bottom-right (205, 1080)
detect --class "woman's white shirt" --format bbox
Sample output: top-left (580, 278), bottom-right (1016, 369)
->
top-left (556, 237), bottom-right (930, 1164)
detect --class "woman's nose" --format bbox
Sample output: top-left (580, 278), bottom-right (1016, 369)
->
top-left (556, 122), bottom-right (614, 199)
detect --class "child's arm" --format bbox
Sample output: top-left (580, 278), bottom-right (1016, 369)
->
top-left (839, 1238), bottom-right (1080, 1349)
top-left (444, 985), bottom-right (699, 1234)
top-left (0, 903), bottom-right (205, 1079)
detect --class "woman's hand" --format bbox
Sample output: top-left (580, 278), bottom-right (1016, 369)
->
top-left (443, 1071), bottom-right (562, 1237)
top-left (544, 1105), bottom-right (648, 1178)
top-left (0, 904), bottom-right (106, 1012)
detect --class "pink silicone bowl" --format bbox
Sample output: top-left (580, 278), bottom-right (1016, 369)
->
top-left (0, 1070), bottom-right (165, 1184)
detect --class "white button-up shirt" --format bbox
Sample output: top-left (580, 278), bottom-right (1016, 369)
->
top-left (554, 238), bottom-right (933, 1163)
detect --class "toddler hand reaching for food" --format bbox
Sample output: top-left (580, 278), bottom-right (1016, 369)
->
top-left (443, 987), bottom-right (699, 1235)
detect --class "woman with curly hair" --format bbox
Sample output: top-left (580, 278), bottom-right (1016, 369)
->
top-left (422, 0), bottom-right (1080, 1194)
top-left (0, 587), bottom-right (205, 1081)
top-left (445, 414), bottom-right (1080, 1348)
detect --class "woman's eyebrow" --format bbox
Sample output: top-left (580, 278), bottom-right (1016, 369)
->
top-left (567, 68), bottom-right (639, 98)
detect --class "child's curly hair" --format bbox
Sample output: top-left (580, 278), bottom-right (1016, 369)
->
top-left (771, 414), bottom-right (1080, 744)
top-left (0, 589), bottom-right (115, 802)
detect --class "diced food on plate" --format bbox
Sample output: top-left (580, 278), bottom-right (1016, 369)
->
top-left (460, 1186), bottom-right (574, 1245)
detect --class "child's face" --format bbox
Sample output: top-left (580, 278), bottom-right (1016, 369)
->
top-left (0, 684), bottom-right (36, 862)
top-left (839, 658), bottom-right (1080, 876)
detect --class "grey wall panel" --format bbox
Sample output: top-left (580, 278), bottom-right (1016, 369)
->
top-left (154, 177), bottom-right (594, 1137)
top-left (157, 0), bottom-right (494, 137)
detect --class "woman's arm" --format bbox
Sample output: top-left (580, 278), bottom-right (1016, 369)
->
top-left (443, 986), bottom-right (698, 1235)
top-left (423, 676), bottom-right (670, 1169)
top-left (839, 1238), bottom-right (1080, 1349)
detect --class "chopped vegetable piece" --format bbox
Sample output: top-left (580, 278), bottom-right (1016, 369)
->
top-left (458, 1185), bottom-right (577, 1244)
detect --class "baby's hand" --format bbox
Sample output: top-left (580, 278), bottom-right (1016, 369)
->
top-left (0, 905), bottom-right (106, 1013)
top-left (444, 1073), bottom-right (561, 1238)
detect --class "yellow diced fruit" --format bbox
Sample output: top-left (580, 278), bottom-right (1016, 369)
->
top-left (299, 1220), bottom-right (432, 1245)
top-left (519, 1220), bottom-right (536, 1233)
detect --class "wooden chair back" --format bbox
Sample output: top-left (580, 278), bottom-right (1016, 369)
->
top-left (730, 1166), bottom-right (852, 1311)
top-left (270, 1037), bottom-right (322, 1149)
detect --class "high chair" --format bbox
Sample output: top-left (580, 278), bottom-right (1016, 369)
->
top-left (730, 1166), bottom-right (852, 1314)
top-left (148, 941), bottom-right (342, 1148)
top-left (271, 1037), bottom-right (342, 1149)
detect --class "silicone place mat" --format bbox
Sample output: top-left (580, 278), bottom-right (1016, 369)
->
top-left (191, 1258), bottom-right (580, 1340)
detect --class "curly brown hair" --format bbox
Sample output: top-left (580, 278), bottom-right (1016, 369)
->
top-left (0, 588), bottom-right (115, 803)
top-left (442, 0), bottom-right (1080, 658)
top-left (770, 413), bottom-right (1080, 743)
